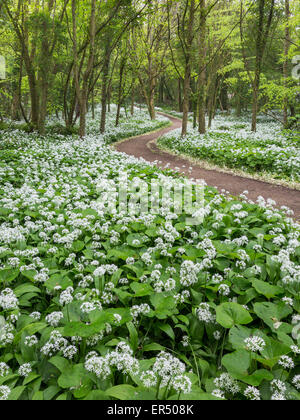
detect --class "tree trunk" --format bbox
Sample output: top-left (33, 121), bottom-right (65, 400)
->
top-left (251, 0), bottom-right (275, 132)
top-left (283, 0), bottom-right (290, 128)
top-left (100, 41), bottom-right (111, 134)
top-left (116, 58), bottom-right (126, 126)
top-left (131, 87), bottom-right (135, 115)
top-left (198, 0), bottom-right (206, 134)
top-left (178, 78), bottom-right (183, 112)
top-left (181, 0), bottom-right (196, 137)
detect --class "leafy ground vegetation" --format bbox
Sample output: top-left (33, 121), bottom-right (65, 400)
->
top-left (0, 109), bottom-right (299, 401)
top-left (158, 112), bottom-right (300, 183)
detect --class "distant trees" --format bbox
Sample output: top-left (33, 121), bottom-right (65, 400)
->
top-left (0, 0), bottom-right (299, 134)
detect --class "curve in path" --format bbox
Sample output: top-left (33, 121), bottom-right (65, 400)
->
top-left (115, 113), bottom-right (300, 220)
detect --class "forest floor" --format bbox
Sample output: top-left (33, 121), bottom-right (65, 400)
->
top-left (114, 113), bottom-right (300, 219)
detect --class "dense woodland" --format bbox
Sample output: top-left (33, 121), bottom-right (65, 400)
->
top-left (1, 0), bottom-right (300, 402)
top-left (0, 0), bottom-right (299, 137)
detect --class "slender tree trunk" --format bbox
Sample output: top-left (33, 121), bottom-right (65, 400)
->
top-left (11, 49), bottom-right (22, 121)
top-left (181, 0), bottom-right (196, 137)
top-left (251, 0), bottom-right (275, 132)
top-left (178, 78), bottom-right (183, 112)
top-left (116, 58), bottom-right (126, 126)
top-left (198, 0), bottom-right (206, 134)
top-left (182, 67), bottom-right (191, 136)
top-left (39, 79), bottom-right (49, 134)
top-left (283, 0), bottom-right (290, 128)
top-left (100, 41), bottom-right (111, 134)
top-left (131, 87), bottom-right (135, 115)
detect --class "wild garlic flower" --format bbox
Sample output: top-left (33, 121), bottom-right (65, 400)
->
top-left (180, 260), bottom-right (201, 287)
top-left (196, 303), bottom-right (215, 324)
top-left (244, 386), bottom-right (260, 401)
top-left (84, 354), bottom-right (111, 379)
top-left (0, 288), bottom-right (18, 311)
top-left (18, 363), bottom-right (32, 377)
top-left (30, 312), bottom-right (41, 321)
top-left (0, 385), bottom-right (11, 400)
top-left (153, 352), bottom-right (186, 387)
top-left (63, 345), bottom-right (78, 360)
top-left (24, 335), bottom-right (38, 347)
top-left (0, 362), bottom-right (9, 377)
top-left (244, 336), bottom-right (266, 353)
top-left (141, 371), bottom-right (157, 388)
top-left (282, 297), bottom-right (293, 307)
top-left (181, 335), bottom-right (189, 347)
top-left (292, 375), bottom-right (300, 390)
top-left (271, 392), bottom-right (286, 401)
top-left (41, 330), bottom-right (68, 357)
top-left (45, 312), bottom-right (64, 327)
top-left (218, 284), bottom-right (230, 296)
top-left (212, 389), bottom-right (225, 399)
top-left (59, 287), bottom-right (74, 306)
top-left (278, 356), bottom-right (294, 370)
top-left (172, 375), bottom-right (192, 394)
top-left (271, 379), bottom-right (287, 394)
top-left (214, 373), bottom-right (240, 395)
top-left (290, 345), bottom-right (300, 355)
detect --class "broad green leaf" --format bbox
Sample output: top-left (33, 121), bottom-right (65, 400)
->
top-left (105, 385), bottom-right (137, 400)
top-left (254, 302), bottom-right (293, 331)
top-left (251, 279), bottom-right (283, 299)
top-left (216, 302), bottom-right (253, 329)
top-left (222, 349), bottom-right (251, 378)
top-left (58, 364), bottom-right (86, 389)
top-left (0, 268), bottom-right (19, 284)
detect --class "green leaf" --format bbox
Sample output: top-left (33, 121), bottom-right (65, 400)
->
top-left (127, 321), bottom-right (138, 351)
top-left (251, 279), bottom-right (283, 299)
top-left (105, 385), bottom-right (137, 400)
top-left (241, 370), bottom-right (273, 386)
top-left (32, 391), bottom-right (44, 400)
top-left (130, 282), bottom-right (153, 297)
top-left (150, 294), bottom-right (177, 319)
top-left (254, 302), bottom-right (293, 331)
top-left (49, 356), bottom-right (70, 373)
top-left (58, 364), bottom-right (86, 389)
top-left (216, 302), bottom-right (253, 329)
top-left (7, 386), bottom-right (25, 400)
top-left (222, 349), bottom-right (251, 378)
top-left (158, 323), bottom-right (175, 341)
top-left (14, 322), bottom-right (47, 344)
top-left (63, 311), bottom-right (113, 337)
top-left (45, 274), bottom-right (73, 292)
top-left (0, 268), bottom-right (19, 284)
top-left (127, 234), bottom-right (148, 248)
top-left (143, 343), bottom-right (165, 352)
top-left (83, 390), bottom-right (109, 400)
top-left (72, 240), bottom-right (85, 253)
top-left (14, 283), bottom-right (41, 298)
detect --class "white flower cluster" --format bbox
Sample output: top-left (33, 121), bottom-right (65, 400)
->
top-left (244, 336), bottom-right (266, 353)
top-left (213, 373), bottom-right (240, 397)
top-left (140, 351), bottom-right (192, 395)
top-left (85, 341), bottom-right (139, 379)
top-left (0, 385), bottom-right (11, 400)
top-left (0, 288), bottom-right (18, 311)
top-left (196, 303), bottom-right (215, 324)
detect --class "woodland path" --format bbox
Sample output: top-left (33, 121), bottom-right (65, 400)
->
top-left (114, 113), bottom-right (300, 220)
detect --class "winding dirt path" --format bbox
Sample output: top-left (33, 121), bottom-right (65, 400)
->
top-left (115, 113), bottom-right (300, 220)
